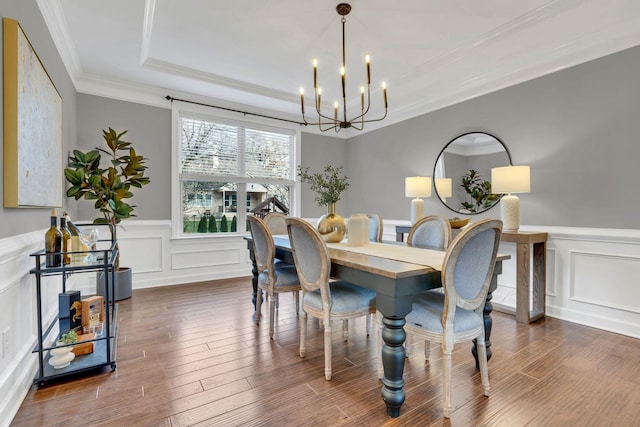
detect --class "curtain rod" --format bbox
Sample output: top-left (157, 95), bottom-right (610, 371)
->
top-left (165, 95), bottom-right (306, 126)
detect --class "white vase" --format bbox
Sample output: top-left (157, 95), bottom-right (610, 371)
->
top-left (347, 214), bottom-right (369, 246)
top-left (49, 341), bottom-right (75, 369)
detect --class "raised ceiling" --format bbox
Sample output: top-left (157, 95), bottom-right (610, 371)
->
top-left (39, 0), bottom-right (640, 136)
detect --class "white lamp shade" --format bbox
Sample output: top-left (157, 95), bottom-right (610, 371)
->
top-left (491, 165), bottom-right (531, 194)
top-left (405, 176), bottom-right (432, 198)
top-left (434, 178), bottom-right (452, 198)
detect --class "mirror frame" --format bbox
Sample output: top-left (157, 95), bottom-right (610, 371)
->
top-left (433, 131), bottom-right (512, 215)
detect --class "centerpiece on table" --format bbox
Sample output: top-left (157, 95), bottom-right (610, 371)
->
top-left (297, 165), bottom-right (350, 242)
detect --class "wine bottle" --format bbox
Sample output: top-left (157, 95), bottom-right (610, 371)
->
top-left (63, 212), bottom-right (87, 263)
top-left (45, 209), bottom-right (62, 267)
top-left (60, 216), bottom-right (72, 265)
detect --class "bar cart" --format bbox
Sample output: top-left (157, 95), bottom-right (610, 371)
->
top-left (29, 223), bottom-right (118, 386)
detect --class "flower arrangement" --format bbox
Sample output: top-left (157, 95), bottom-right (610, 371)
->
top-left (297, 165), bottom-right (350, 206)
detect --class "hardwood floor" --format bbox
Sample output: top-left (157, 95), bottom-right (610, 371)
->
top-left (11, 278), bottom-right (640, 426)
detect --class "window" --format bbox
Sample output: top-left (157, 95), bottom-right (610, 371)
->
top-left (172, 103), bottom-right (299, 236)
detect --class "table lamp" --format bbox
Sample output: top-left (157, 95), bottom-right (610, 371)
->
top-left (405, 176), bottom-right (432, 225)
top-left (435, 178), bottom-right (452, 204)
top-left (491, 165), bottom-right (530, 231)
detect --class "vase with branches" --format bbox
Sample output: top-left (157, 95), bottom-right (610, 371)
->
top-left (297, 165), bottom-right (350, 242)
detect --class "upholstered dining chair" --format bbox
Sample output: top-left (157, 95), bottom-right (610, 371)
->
top-left (407, 215), bottom-right (452, 250)
top-left (404, 218), bottom-right (502, 418)
top-left (264, 212), bottom-right (289, 236)
top-left (403, 215), bottom-right (453, 356)
top-left (247, 216), bottom-right (301, 339)
top-left (367, 214), bottom-right (383, 242)
top-left (286, 217), bottom-right (377, 380)
top-left (264, 212), bottom-right (291, 271)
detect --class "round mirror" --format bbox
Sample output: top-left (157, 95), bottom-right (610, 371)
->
top-left (433, 132), bottom-right (511, 215)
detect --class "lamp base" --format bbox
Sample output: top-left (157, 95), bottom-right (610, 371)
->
top-left (410, 198), bottom-right (424, 225)
top-left (500, 194), bottom-right (520, 231)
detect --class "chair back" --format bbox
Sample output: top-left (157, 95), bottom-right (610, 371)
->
top-left (264, 212), bottom-right (288, 235)
top-left (286, 218), bottom-right (331, 299)
top-left (367, 214), bottom-right (383, 242)
top-left (442, 218), bottom-right (502, 314)
top-left (247, 216), bottom-right (276, 281)
top-left (407, 215), bottom-right (452, 250)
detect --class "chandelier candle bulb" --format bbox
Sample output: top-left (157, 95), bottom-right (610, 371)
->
top-left (383, 82), bottom-right (388, 107)
top-left (366, 55), bottom-right (371, 83)
top-left (334, 102), bottom-right (338, 120)
top-left (361, 87), bottom-right (365, 110)
top-left (317, 88), bottom-right (322, 111)
top-left (313, 58), bottom-right (317, 88)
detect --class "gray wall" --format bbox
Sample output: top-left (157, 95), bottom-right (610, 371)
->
top-left (345, 45), bottom-right (640, 228)
top-left (0, 0), bottom-right (77, 239)
top-left (75, 44), bottom-right (640, 230)
top-left (298, 132), bottom-right (347, 218)
top-left (6, 8), bottom-right (637, 234)
top-left (75, 94), bottom-right (171, 221)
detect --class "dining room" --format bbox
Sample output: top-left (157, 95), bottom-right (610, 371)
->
top-left (2, 1), bottom-right (640, 425)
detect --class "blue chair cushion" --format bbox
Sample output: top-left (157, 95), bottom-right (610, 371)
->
top-left (259, 264), bottom-right (299, 288)
top-left (303, 280), bottom-right (376, 314)
top-left (406, 291), bottom-right (483, 334)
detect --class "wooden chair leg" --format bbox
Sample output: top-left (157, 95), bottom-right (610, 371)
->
top-left (342, 320), bottom-right (349, 341)
top-left (299, 311), bottom-right (307, 358)
top-left (477, 334), bottom-right (490, 396)
top-left (424, 340), bottom-right (430, 360)
top-left (405, 334), bottom-right (411, 357)
top-left (294, 291), bottom-right (300, 314)
top-left (269, 292), bottom-right (276, 339)
top-left (442, 344), bottom-right (453, 418)
top-left (325, 321), bottom-right (333, 380)
top-left (366, 313), bottom-right (371, 336)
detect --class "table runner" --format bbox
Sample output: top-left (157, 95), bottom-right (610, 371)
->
top-left (326, 241), bottom-right (444, 271)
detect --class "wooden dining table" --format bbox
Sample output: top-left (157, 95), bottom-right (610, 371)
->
top-left (245, 235), bottom-right (508, 418)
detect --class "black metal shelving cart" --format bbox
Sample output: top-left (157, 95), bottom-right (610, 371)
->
top-left (29, 223), bottom-right (119, 386)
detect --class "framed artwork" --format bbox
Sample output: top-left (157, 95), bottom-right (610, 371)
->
top-left (3, 17), bottom-right (63, 208)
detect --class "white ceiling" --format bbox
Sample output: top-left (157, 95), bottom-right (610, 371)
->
top-left (38, 0), bottom-right (640, 136)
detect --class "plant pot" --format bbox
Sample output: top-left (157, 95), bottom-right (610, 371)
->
top-left (96, 267), bottom-right (132, 301)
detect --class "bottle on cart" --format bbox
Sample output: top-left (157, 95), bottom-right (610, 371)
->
top-left (59, 216), bottom-right (72, 265)
top-left (63, 212), bottom-right (88, 263)
top-left (45, 209), bottom-right (62, 267)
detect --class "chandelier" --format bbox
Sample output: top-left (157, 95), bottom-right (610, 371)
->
top-left (299, 3), bottom-right (388, 132)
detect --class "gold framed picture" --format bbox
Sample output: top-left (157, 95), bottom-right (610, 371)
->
top-left (3, 17), bottom-right (63, 208)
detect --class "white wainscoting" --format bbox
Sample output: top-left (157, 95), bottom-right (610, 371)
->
top-left (490, 225), bottom-right (640, 339)
top-left (2, 220), bottom-right (639, 424)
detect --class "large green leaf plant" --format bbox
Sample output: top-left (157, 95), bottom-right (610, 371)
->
top-left (64, 128), bottom-right (150, 269)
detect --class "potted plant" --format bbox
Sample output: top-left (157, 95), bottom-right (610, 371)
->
top-left (64, 128), bottom-right (151, 300)
top-left (459, 169), bottom-right (500, 213)
top-left (297, 165), bottom-right (350, 242)
top-left (49, 330), bottom-right (78, 369)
